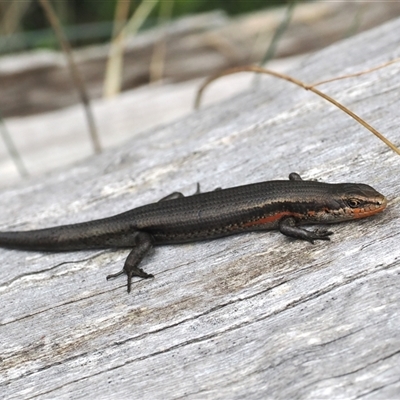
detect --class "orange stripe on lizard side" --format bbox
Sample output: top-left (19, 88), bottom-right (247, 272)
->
top-left (242, 211), bottom-right (303, 228)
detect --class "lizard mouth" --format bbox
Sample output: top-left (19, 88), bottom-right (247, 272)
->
top-left (351, 196), bottom-right (387, 219)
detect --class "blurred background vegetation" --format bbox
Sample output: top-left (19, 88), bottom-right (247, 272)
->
top-left (2, 0), bottom-right (400, 182)
top-left (0, 0), bottom-right (300, 53)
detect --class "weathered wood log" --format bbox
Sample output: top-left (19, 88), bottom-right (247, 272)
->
top-left (0, 15), bottom-right (400, 400)
top-left (2, 1), bottom-right (400, 117)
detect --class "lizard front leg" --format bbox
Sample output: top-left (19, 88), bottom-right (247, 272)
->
top-left (106, 231), bottom-right (154, 293)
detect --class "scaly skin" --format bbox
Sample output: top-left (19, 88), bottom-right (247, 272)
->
top-left (0, 173), bottom-right (387, 293)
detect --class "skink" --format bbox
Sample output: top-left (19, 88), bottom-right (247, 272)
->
top-left (0, 173), bottom-right (387, 293)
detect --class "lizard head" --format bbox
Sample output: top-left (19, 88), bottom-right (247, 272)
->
top-left (337, 183), bottom-right (387, 219)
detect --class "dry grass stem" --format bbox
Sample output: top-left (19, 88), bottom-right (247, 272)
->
top-left (149, 0), bottom-right (174, 83)
top-left (103, 0), bottom-right (158, 97)
top-left (195, 65), bottom-right (400, 155)
top-left (103, 0), bottom-right (131, 98)
top-left (0, 0), bottom-right (32, 35)
top-left (0, 113), bottom-right (29, 177)
top-left (38, 0), bottom-right (101, 154)
top-left (310, 57), bottom-right (400, 87)
top-left (260, 0), bottom-right (297, 66)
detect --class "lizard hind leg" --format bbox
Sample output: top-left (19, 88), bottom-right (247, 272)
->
top-left (106, 231), bottom-right (154, 293)
top-left (289, 172), bottom-right (303, 181)
top-left (158, 183), bottom-right (222, 202)
top-left (158, 183), bottom-right (201, 202)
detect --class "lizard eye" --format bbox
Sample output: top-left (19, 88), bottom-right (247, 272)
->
top-left (347, 198), bottom-right (361, 208)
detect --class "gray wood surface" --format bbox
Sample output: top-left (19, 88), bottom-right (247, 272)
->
top-left (1, 16), bottom-right (400, 400)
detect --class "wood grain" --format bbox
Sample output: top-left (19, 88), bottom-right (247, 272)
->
top-left (1, 16), bottom-right (400, 400)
